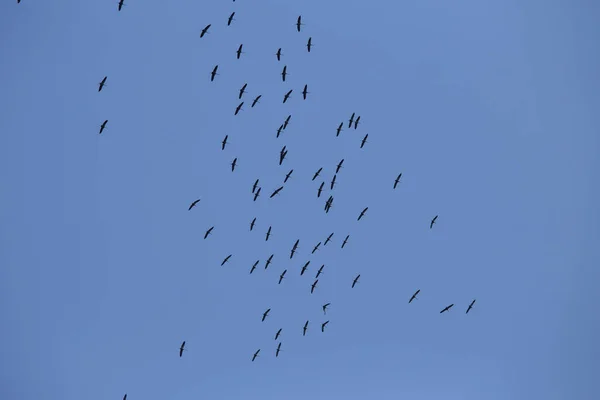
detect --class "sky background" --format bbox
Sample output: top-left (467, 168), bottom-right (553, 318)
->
top-left (1, 0), bottom-right (599, 399)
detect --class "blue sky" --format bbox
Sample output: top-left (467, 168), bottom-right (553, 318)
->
top-left (1, 0), bottom-right (599, 399)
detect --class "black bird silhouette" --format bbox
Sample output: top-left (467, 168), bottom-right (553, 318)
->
top-left (236, 44), bottom-right (245, 59)
top-left (275, 48), bottom-right (283, 61)
top-left (394, 173), bottom-right (402, 189)
top-left (336, 159), bottom-right (344, 174)
top-left (123, 394), bottom-right (127, 400)
top-left (330, 174), bottom-right (337, 190)
top-left (230, 157), bottom-right (238, 172)
top-left (252, 349), bottom-right (260, 361)
top-left (352, 274), bottom-right (361, 288)
top-left (118, 0), bottom-right (125, 11)
top-left (270, 186), bottom-right (284, 198)
top-left (466, 299), bottom-right (476, 314)
top-left (315, 264), bottom-right (324, 279)
top-left (409, 289), bottom-right (420, 303)
top-left (252, 179), bottom-right (259, 193)
top-left (188, 199), bottom-right (201, 210)
top-left (275, 328), bottom-right (282, 340)
top-left (310, 279), bottom-right (319, 294)
top-left (251, 95), bottom-right (262, 107)
top-left (179, 341), bottom-right (186, 357)
top-left (430, 215), bottom-right (438, 229)
top-left (265, 226), bottom-right (272, 241)
top-left (354, 115), bottom-right (361, 129)
top-left (234, 101), bottom-right (244, 115)
top-left (283, 89), bottom-right (293, 103)
top-left (341, 235), bottom-right (349, 248)
top-left (283, 169), bottom-right (294, 183)
top-left (360, 134), bottom-right (368, 148)
top-left (250, 217), bottom-right (256, 230)
top-left (281, 65), bottom-right (288, 82)
top-left (279, 150), bottom-right (288, 164)
top-left (227, 12), bottom-right (235, 26)
top-left (321, 321), bottom-right (329, 332)
top-left (440, 304), bottom-right (454, 314)
top-left (250, 260), bottom-right (259, 274)
top-left (324, 232), bottom-right (334, 245)
top-left (253, 187), bottom-right (261, 201)
top-left (312, 167), bottom-right (323, 181)
top-left (283, 114), bottom-right (291, 129)
top-left (291, 239), bottom-right (300, 253)
top-left (300, 261), bottom-right (310, 275)
top-left (204, 226), bottom-right (214, 239)
top-left (221, 254), bottom-right (232, 266)
top-left (317, 182), bottom-right (325, 198)
top-left (357, 207), bottom-right (368, 221)
top-left (322, 303), bottom-right (331, 314)
top-left (302, 84), bottom-right (309, 100)
top-left (262, 308), bottom-right (271, 321)
top-left (99, 119), bottom-right (108, 134)
top-left (278, 269), bottom-right (287, 284)
top-left (221, 135), bottom-right (228, 150)
top-left (275, 342), bottom-right (282, 357)
top-left (302, 320), bottom-right (309, 336)
top-left (276, 125), bottom-right (284, 138)
top-left (348, 112), bottom-right (355, 128)
top-left (239, 83), bottom-right (247, 99)
top-left (306, 37), bottom-right (313, 52)
top-left (98, 76), bottom-right (107, 92)
top-left (324, 196), bottom-right (334, 213)
top-left (200, 24), bottom-right (211, 38)
top-left (210, 65), bottom-right (219, 81)
top-left (336, 122), bottom-right (343, 137)
top-left (312, 242), bottom-right (321, 254)
top-left (265, 254), bottom-right (274, 269)
top-left (296, 16), bottom-right (304, 32)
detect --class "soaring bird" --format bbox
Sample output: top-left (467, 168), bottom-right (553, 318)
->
top-left (236, 44), bottom-right (245, 59)
top-left (200, 24), bottom-right (211, 38)
top-left (284, 169), bottom-right (294, 183)
top-left (265, 254), bottom-right (274, 269)
top-left (265, 226), bottom-right (272, 241)
top-left (262, 308), bottom-right (271, 321)
top-left (312, 167), bottom-right (323, 181)
top-left (321, 321), bottom-right (329, 332)
top-left (300, 261), bottom-right (310, 276)
top-left (348, 112), bottom-right (355, 128)
top-left (250, 260), bottom-right (259, 274)
top-left (315, 264), bottom-right (324, 279)
top-left (312, 242), bottom-right (321, 254)
top-left (291, 239), bottom-right (300, 255)
top-left (274, 328), bottom-right (282, 340)
top-left (302, 320), bottom-right (309, 336)
top-left (98, 76), bottom-right (107, 92)
top-left (296, 16), bottom-right (304, 32)
top-left (99, 119), bottom-right (108, 134)
top-left (310, 279), bottom-right (319, 294)
top-left (210, 65), bottom-right (219, 81)
top-left (188, 199), bottom-right (201, 210)
top-left (221, 135), bottom-right (228, 150)
top-left (466, 299), bottom-right (476, 314)
top-left (118, 0), bottom-right (125, 11)
top-left (251, 94), bottom-right (262, 107)
top-left (252, 179), bottom-right (259, 193)
top-left (234, 101), bottom-right (244, 115)
top-left (336, 159), bottom-right (344, 174)
top-left (302, 84), bottom-right (309, 100)
top-left (278, 269), bottom-right (287, 284)
top-left (341, 235), bottom-right (349, 248)
top-left (253, 187), bottom-right (261, 201)
top-left (440, 304), bottom-right (454, 314)
top-left (252, 349), bottom-right (260, 362)
top-left (430, 215), bottom-right (438, 229)
top-left (357, 207), bottom-right (368, 221)
top-left (352, 274), bottom-right (361, 288)
top-left (275, 48), bottom-right (283, 61)
top-left (306, 37), bottom-right (313, 52)
top-left (279, 148), bottom-right (287, 165)
top-left (275, 342), bottom-right (282, 357)
top-left (179, 341), bottom-right (186, 357)
top-left (238, 83), bottom-right (247, 99)
top-left (324, 196), bottom-right (334, 213)
top-left (409, 289), bottom-right (420, 303)
top-left (227, 12), bottom-right (235, 26)
top-left (317, 182), bottom-right (325, 198)
top-left (270, 186), bottom-right (284, 198)
top-left (283, 89), bottom-right (293, 103)
top-left (360, 134), bottom-right (368, 148)
top-left (221, 254), bottom-right (232, 266)
top-left (336, 122), bottom-right (343, 137)
top-left (204, 226), bottom-right (214, 239)
top-left (330, 174), bottom-right (337, 190)
top-left (283, 114), bottom-right (291, 129)
top-left (276, 125), bottom-right (284, 138)
top-left (394, 173), bottom-right (402, 189)
top-left (281, 65), bottom-right (288, 81)
top-left (250, 217), bottom-right (256, 230)
top-left (354, 115), bottom-right (361, 129)
top-left (322, 303), bottom-right (330, 314)
top-left (123, 394), bottom-right (127, 400)
top-left (324, 232), bottom-right (334, 245)
top-left (230, 157), bottom-right (238, 172)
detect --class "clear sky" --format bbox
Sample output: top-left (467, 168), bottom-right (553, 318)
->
top-left (1, 0), bottom-right (599, 399)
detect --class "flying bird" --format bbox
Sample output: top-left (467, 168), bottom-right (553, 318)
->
top-left (236, 44), bottom-right (245, 59)
top-left (99, 119), bottom-right (108, 134)
top-left (275, 342), bottom-right (282, 357)
top-left (276, 125), bottom-right (284, 138)
top-left (200, 24), bottom-right (211, 38)
top-left (430, 215), bottom-right (438, 229)
top-left (466, 299), bottom-right (476, 314)
top-left (352, 274), bottom-right (361, 288)
top-left (341, 235), bottom-right (349, 248)
top-left (221, 254), bottom-right (232, 266)
top-left (252, 349), bottom-right (260, 362)
top-left (283, 89), bottom-right (293, 103)
top-left (210, 65), bottom-right (219, 81)
top-left (265, 226), bottom-right (272, 241)
top-left (360, 134), bottom-right (368, 148)
top-left (317, 182), bottom-right (324, 198)
top-left (330, 174), bottom-right (337, 190)
top-left (296, 16), bottom-right (304, 32)
top-left (250, 217), bottom-right (256, 231)
top-left (275, 48), bottom-right (283, 61)
top-left (440, 304), bottom-right (454, 314)
top-left (300, 261), bottom-right (310, 275)
top-left (98, 76), bottom-right (107, 92)
top-left (348, 112), bottom-right (355, 128)
top-left (265, 254), bottom-right (274, 269)
top-left (251, 95), bottom-right (262, 107)
top-left (118, 0), bottom-right (125, 11)
top-left (310, 279), bottom-right (319, 294)
top-left (354, 115), bottom-right (361, 129)
top-left (252, 179), bottom-right (259, 193)
top-left (284, 169), bottom-right (293, 183)
top-left (302, 320), bottom-right (309, 336)
top-left (322, 303), bottom-right (330, 314)
top-left (253, 187), bottom-right (261, 201)
top-left (357, 207), bottom-right (368, 221)
top-left (230, 157), bottom-right (238, 172)
top-left (306, 37), bottom-right (313, 52)
top-left (291, 239), bottom-right (300, 255)
top-left (275, 328), bottom-right (282, 340)
top-left (394, 173), bottom-right (402, 189)
top-left (324, 196), bottom-right (334, 213)
top-left (312, 167), bottom-right (323, 181)
top-left (315, 264), bottom-right (324, 279)
top-left (227, 12), bottom-right (235, 26)
top-left (321, 321), bottom-right (329, 332)
top-left (283, 114), bottom-right (291, 129)
top-left (336, 159), bottom-right (344, 174)
top-left (312, 242), bottom-right (321, 254)
top-left (123, 394), bottom-right (127, 400)
top-left (302, 84), bottom-right (309, 100)
top-left (262, 308), bottom-right (271, 322)
top-left (238, 83), bottom-right (247, 99)
top-left (281, 65), bottom-right (288, 81)
top-left (179, 341), bottom-right (186, 357)
top-left (250, 260), bottom-right (259, 274)
top-left (278, 269), bottom-right (287, 284)
top-left (336, 122), bottom-right (343, 137)
top-left (409, 289), bottom-right (420, 303)
top-left (204, 226), bottom-right (214, 239)
top-left (324, 232), bottom-right (334, 245)
top-left (188, 199), bottom-right (201, 210)
top-left (270, 186), bottom-right (284, 198)
top-left (234, 101), bottom-right (244, 115)
top-left (221, 135), bottom-right (228, 150)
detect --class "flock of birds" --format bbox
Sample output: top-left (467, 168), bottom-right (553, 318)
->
top-left (16, 1), bottom-right (479, 397)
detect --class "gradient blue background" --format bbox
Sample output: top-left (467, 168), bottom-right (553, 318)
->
top-left (1, 1), bottom-right (599, 399)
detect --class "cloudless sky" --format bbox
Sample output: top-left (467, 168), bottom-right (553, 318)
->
top-left (1, 0), bottom-right (599, 399)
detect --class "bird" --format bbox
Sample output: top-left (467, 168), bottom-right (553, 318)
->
top-left (227, 12), bottom-right (235, 26)
top-left (274, 328), bottom-right (282, 340)
top-left (354, 115), bottom-right (361, 129)
top-left (253, 187), bottom-right (261, 201)
top-left (279, 147), bottom-right (287, 165)
top-left (312, 242), bottom-right (321, 254)
top-left (296, 16), bottom-right (304, 32)
top-left (312, 167), bottom-right (323, 181)
top-left (234, 101), bottom-right (244, 115)
top-left (236, 44), bottom-right (245, 59)
top-left (221, 135), bottom-right (228, 150)
top-left (324, 196), bottom-right (334, 213)
top-left (230, 157), bottom-right (238, 172)
top-left (317, 182), bottom-right (324, 198)
top-left (440, 304), bottom-right (454, 314)
top-left (98, 76), bottom-right (107, 92)
top-left (430, 215), bottom-right (438, 229)
top-left (252, 179), bottom-right (259, 193)
top-left (315, 264), bottom-right (324, 279)
top-left (204, 226), bottom-right (214, 239)
top-left (352, 274), bottom-right (361, 288)
top-left (221, 254), bottom-right (232, 266)
top-left (262, 308), bottom-right (271, 322)
top-left (341, 235), bottom-right (349, 248)
top-left (250, 260), bottom-right (259, 274)
top-left (348, 112), bottom-right (355, 128)
top-left (336, 159), bottom-right (344, 174)
top-left (336, 122), bottom-right (343, 137)
top-left (324, 232), bottom-right (334, 245)
top-left (466, 299), bottom-right (476, 314)
top-left (322, 303), bottom-right (331, 314)
top-left (310, 279), bottom-right (318, 294)
top-left (300, 261), bottom-right (310, 276)
top-left (306, 37), bottom-right (313, 52)
top-left (360, 134), bottom-right (368, 148)
top-left (99, 119), bottom-right (108, 134)
top-left (275, 48), bottom-right (283, 61)
top-left (321, 321), bottom-right (329, 332)
top-left (265, 254), bottom-right (274, 269)
top-left (123, 394), bottom-right (127, 400)
top-left (409, 289), bottom-right (420, 303)
top-left (284, 169), bottom-right (293, 183)
top-left (302, 84), bottom-right (309, 100)
top-left (281, 65), bottom-right (288, 81)
top-left (251, 95), bottom-right (262, 107)
top-left (291, 239), bottom-right (300, 256)
top-left (210, 65), bottom-right (219, 81)
top-left (252, 349), bottom-right (260, 362)
top-left (275, 342), bottom-right (282, 357)
top-left (179, 341), bottom-right (186, 357)
top-left (188, 199), bottom-right (201, 210)
top-left (278, 269), bottom-right (287, 284)
top-left (283, 114), bottom-right (291, 129)
top-left (276, 125), bottom-right (284, 138)
top-left (357, 207), bottom-right (368, 221)
top-left (302, 320), bottom-right (309, 336)
top-left (283, 89), bottom-right (293, 103)
top-left (265, 226), bottom-right (272, 241)
top-left (330, 174), bottom-right (337, 190)
top-left (394, 173), bottom-right (402, 189)
top-left (250, 217), bottom-right (257, 231)
top-left (200, 24), bottom-right (211, 38)
top-left (117, 0), bottom-right (125, 11)
top-left (270, 186), bottom-right (284, 198)
top-left (238, 83), bottom-right (247, 99)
